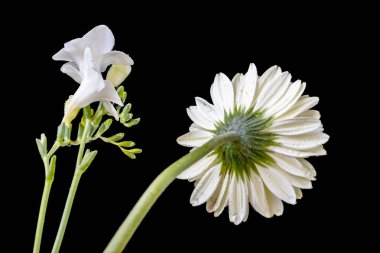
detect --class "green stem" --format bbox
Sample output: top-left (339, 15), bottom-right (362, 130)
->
top-left (104, 132), bottom-right (239, 253)
top-left (52, 120), bottom-right (91, 253)
top-left (33, 179), bottom-right (53, 253)
top-left (33, 142), bottom-right (60, 253)
top-left (51, 171), bottom-right (83, 253)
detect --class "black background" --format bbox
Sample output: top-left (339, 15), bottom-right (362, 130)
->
top-left (7, 3), bottom-right (373, 253)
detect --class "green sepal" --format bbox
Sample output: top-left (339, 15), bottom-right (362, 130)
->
top-left (77, 122), bottom-right (84, 141)
top-left (47, 155), bottom-right (57, 180)
top-left (117, 86), bottom-right (124, 97)
top-left (36, 138), bottom-right (46, 158)
top-left (107, 133), bottom-right (125, 142)
top-left (121, 103), bottom-right (132, 116)
top-left (118, 141), bottom-right (135, 148)
top-left (121, 91), bottom-right (127, 103)
top-left (95, 119), bottom-right (113, 138)
top-left (83, 105), bottom-right (94, 118)
top-left (57, 123), bottom-right (65, 143)
top-left (124, 118), bottom-right (140, 128)
top-left (120, 113), bottom-right (133, 124)
top-left (78, 149), bottom-right (98, 172)
top-left (91, 114), bottom-right (103, 129)
top-left (64, 123), bottom-right (72, 142)
top-left (120, 148), bottom-right (142, 159)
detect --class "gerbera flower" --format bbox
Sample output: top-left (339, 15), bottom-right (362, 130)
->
top-left (177, 63), bottom-right (329, 224)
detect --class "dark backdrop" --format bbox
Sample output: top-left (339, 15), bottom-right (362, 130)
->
top-left (8, 3), bottom-right (370, 253)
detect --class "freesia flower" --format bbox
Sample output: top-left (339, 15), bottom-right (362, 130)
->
top-left (62, 48), bottom-right (123, 123)
top-left (53, 25), bottom-right (133, 79)
top-left (53, 25), bottom-right (133, 123)
top-left (177, 63), bottom-right (329, 224)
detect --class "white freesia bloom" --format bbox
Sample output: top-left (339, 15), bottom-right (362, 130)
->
top-left (62, 48), bottom-right (123, 123)
top-left (177, 63), bottom-right (329, 224)
top-left (53, 25), bottom-right (132, 123)
top-left (53, 25), bottom-right (133, 79)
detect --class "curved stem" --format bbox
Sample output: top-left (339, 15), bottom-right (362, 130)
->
top-left (104, 132), bottom-right (239, 253)
top-left (33, 179), bottom-right (53, 253)
top-left (52, 120), bottom-right (91, 253)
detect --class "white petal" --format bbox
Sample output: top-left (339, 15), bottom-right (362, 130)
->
top-left (52, 48), bottom-right (73, 61)
top-left (228, 174), bottom-right (248, 225)
top-left (176, 130), bottom-right (213, 148)
top-left (190, 165), bottom-right (222, 206)
top-left (298, 110), bottom-right (321, 119)
top-left (83, 25), bottom-right (115, 55)
top-left (263, 73), bottom-right (292, 110)
top-left (277, 96), bottom-right (319, 121)
top-left (247, 170), bottom-right (271, 218)
top-left (294, 187), bottom-right (303, 199)
top-left (177, 153), bottom-right (217, 180)
top-left (298, 158), bottom-right (317, 177)
top-left (269, 145), bottom-right (327, 157)
top-left (206, 171), bottom-right (229, 214)
top-left (99, 51), bottom-right (134, 71)
top-left (61, 62), bottom-right (82, 83)
top-left (257, 65), bottom-right (282, 91)
top-left (234, 63), bottom-right (257, 109)
top-left (267, 81), bottom-right (305, 118)
top-left (265, 188), bottom-right (284, 216)
top-left (232, 73), bottom-right (242, 90)
top-left (187, 106), bottom-right (216, 130)
top-left (255, 72), bottom-right (290, 110)
top-left (270, 153), bottom-right (314, 179)
top-left (189, 123), bottom-right (205, 132)
top-left (214, 172), bottom-right (231, 217)
top-left (98, 80), bottom-right (123, 106)
top-left (210, 73), bottom-right (234, 114)
top-left (277, 133), bottom-right (329, 150)
top-left (272, 165), bottom-right (312, 189)
top-left (102, 101), bottom-right (119, 121)
top-left (62, 39), bottom-right (89, 71)
top-left (257, 165), bottom-right (296, 204)
top-left (268, 118), bottom-right (322, 135)
top-left (195, 97), bottom-right (221, 122)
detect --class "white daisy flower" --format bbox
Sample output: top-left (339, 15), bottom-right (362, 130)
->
top-left (177, 63), bottom-right (329, 225)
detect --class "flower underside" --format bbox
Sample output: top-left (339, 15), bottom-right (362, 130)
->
top-left (213, 106), bottom-right (277, 178)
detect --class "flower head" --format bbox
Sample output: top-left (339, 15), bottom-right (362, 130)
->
top-left (177, 63), bottom-right (329, 224)
top-left (63, 48), bottom-right (123, 123)
top-left (53, 25), bottom-right (132, 124)
top-left (53, 25), bottom-right (133, 76)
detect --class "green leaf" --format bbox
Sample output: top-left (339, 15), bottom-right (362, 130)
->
top-left (78, 149), bottom-right (98, 172)
top-left (118, 141), bottom-right (135, 148)
top-left (124, 118), bottom-right (140, 128)
top-left (108, 133), bottom-right (125, 142)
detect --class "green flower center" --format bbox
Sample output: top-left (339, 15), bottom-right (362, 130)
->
top-left (213, 107), bottom-right (276, 178)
